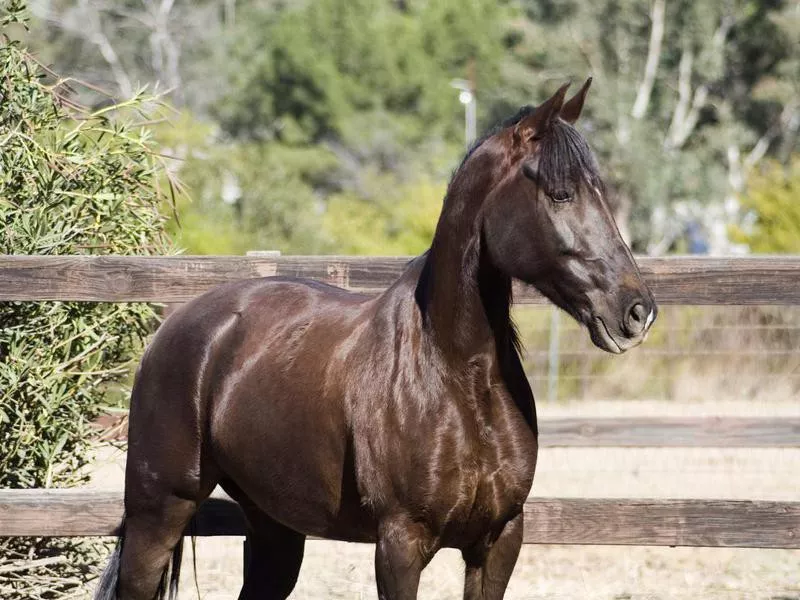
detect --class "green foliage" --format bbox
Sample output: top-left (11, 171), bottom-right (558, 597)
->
top-left (19, 0), bottom-right (800, 254)
top-left (163, 0), bottom-right (513, 255)
top-left (731, 159), bottom-right (800, 253)
top-left (216, 0), bottom-right (512, 145)
top-left (180, 0), bottom-right (518, 255)
top-left (324, 178), bottom-right (445, 255)
top-left (155, 112), bottom-right (337, 254)
top-left (0, 3), bottom-right (173, 596)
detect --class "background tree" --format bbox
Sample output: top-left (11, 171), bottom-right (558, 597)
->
top-left (22, 0), bottom-right (798, 257)
top-left (200, 0), bottom-right (519, 254)
top-left (513, 0), bottom-right (798, 253)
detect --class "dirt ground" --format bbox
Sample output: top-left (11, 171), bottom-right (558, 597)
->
top-left (88, 400), bottom-right (800, 599)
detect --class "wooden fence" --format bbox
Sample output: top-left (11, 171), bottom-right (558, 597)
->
top-left (2, 255), bottom-right (800, 304)
top-left (1, 255), bottom-right (799, 550)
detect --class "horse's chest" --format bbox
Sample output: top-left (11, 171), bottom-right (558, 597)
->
top-left (351, 356), bottom-right (537, 545)
top-left (423, 405), bottom-right (537, 546)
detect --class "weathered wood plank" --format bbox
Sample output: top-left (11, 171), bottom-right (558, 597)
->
top-left (522, 498), bottom-right (800, 548)
top-left (0, 490), bottom-right (242, 538)
top-left (1, 490), bottom-right (798, 548)
top-left (0, 490), bottom-right (125, 537)
top-left (1, 255), bottom-right (799, 304)
top-left (92, 414), bottom-right (800, 447)
top-left (539, 417), bottom-right (800, 447)
top-left (635, 256), bottom-right (800, 305)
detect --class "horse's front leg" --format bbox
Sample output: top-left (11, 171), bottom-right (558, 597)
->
top-left (375, 515), bottom-right (436, 600)
top-left (462, 513), bottom-right (524, 600)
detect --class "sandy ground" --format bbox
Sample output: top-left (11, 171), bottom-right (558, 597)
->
top-left (87, 400), bottom-right (800, 599)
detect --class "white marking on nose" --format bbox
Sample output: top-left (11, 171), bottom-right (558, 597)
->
top-left (645, 309), bottom-right (655, 330)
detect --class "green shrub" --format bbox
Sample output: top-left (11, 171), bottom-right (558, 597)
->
top-left (730, 159), bottom-right (800, 253)
top-left (0, 2), bottom-right (174, 597)
top-left (323, 178), bottom-right (445, 255)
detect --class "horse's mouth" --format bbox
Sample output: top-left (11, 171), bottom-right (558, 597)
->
top-left (588, 314), bottom-right (652, 354)
top-left (588, 315), bottom-right (624, 354)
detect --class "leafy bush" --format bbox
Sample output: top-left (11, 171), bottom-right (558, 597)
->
top-left (730, 159), bottom-right (800, 253)
top-left (324, 178), bottom-right (445, 255)
top-left (158, 116), bottom-right (338, 255)
top-left (0, 2), bottom-right (174, 597)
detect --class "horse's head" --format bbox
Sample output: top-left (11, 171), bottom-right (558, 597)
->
top-left (481, 80), bottom-right (656, 353)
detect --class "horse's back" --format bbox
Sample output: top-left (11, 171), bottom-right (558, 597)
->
top-left (133, 276), bottom-right (368, 410)
top-left (146, 276), bottom-right (370, 367)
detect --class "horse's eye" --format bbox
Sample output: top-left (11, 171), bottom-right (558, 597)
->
top-left (549, 190), bottom-right (573, 203)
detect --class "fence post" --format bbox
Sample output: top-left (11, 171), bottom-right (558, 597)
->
top-left (548, 306), bottom-right (560, 403)
top-left (243, 537), bottom-right (251, 582)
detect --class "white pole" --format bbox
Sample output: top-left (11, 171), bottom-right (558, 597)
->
top-left (465, 93), bottom-right (477, 148)
top-left (451, 79), bottom-right (476, 149)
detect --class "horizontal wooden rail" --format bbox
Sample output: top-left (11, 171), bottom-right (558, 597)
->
top-left (93, 414), bottom-right (800, 447)
top-left (522, 498), bottom-right (800, 548)
top-left (1, 255), bottom-right (799, 304)
top-left (539, 416), bottom-right (800, 447)
top-left (0, 490), bottom-right (797, 548)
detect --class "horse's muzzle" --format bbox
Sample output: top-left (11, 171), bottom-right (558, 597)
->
top-left (589, 298), bottom-right (657, 354)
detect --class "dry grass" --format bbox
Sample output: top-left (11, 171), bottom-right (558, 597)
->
top-left (86, 400), bottom-right (800, 599)
top-left (167, 538), bottom-right (799, 600)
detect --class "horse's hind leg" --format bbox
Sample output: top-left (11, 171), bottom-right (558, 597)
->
top-left (116, 494), bottom-right (197, 599)
top-left (114, 377), bottom-right (219, 599)
top-left (224, 486), bottom-right (306, 600)
top-left (116, 451), bottom-right (219, 599)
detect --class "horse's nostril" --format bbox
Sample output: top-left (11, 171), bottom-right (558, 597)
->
top-left (631, 303), bottom-right (647, 323)
top-left (626, 302), bottom-right (648, 335)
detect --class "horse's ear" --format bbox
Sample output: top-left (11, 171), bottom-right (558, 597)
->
top-left (560, 77), bottom-right (592, 124)
top-left (515, 82), bottom-right (570, 143)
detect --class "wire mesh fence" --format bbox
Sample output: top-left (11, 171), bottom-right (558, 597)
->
top-left (514, 305), bottom-right (800, 403)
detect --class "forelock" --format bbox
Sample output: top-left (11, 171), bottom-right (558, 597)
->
top-left (537, 120), bottom-right (601, 195)
top-left (449, 107), bottom-right (601, 193)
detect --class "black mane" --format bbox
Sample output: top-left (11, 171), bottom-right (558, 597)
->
top-left (451, 105), bottom-right (602, 195)
top-left (453, 105), bottom-right (536, 176)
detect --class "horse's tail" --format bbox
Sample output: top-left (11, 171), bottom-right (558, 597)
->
top-left (93, 517), bottom-right (186, 600)
top-left (93, 527), bottom-right (122, 600)
top-left (156, 529), bottom-right (185, 600)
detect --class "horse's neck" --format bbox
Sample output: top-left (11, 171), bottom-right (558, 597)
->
top-left (397, 160), bottom-right (535, 428)
top-left (416, 158), bottom-right (513, 359)
top-left (414, 220), bottom-right (535, 428)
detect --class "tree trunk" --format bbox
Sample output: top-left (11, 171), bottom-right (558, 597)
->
top-left (631, 0), bottom-right (665, 120)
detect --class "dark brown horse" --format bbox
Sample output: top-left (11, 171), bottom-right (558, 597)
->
top-left (95, 80), bottom-right (656, 600)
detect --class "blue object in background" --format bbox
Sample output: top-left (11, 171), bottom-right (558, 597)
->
top-left (686, 221), bottom-right (709, 254)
